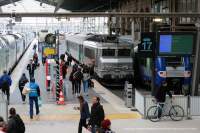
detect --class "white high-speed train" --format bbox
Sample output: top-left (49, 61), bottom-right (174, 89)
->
top-left (0, 32), bottom-right (35, 74)
top-left (65, 33), bottom-right (134, 83)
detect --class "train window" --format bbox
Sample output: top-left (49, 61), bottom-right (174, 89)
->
top-left (166, 57), bottom-right (182, 66)
top-left (118, 49), bottom-right (131, 57)
top-left (84, 47), bottom-right (95, 59)
top-left (102, 49), bottom-right (115, 56)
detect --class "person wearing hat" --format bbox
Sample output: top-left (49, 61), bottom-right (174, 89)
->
top-left (26, 59), bottom-right (36, 80)
top-left (28, 78), bottom-right (40, 119)
top-left (0, 70), bottom-right (12, 105)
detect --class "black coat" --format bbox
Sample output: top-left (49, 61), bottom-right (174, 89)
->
top-left (26, 63), bottom-right (36, 74)
top-left (18, 75), bottom-right (28, 88)
top-left (7, 114), bottom-right (25, 133)
top-left (155, 85), bottom-right (172, 103)
top-left (89, 103), bottom-right (105, 127)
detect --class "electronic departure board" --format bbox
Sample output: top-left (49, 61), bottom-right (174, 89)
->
top-left (158, 32), bottom-right (196, 55)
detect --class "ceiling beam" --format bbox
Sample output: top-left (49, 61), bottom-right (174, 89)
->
top-left (1, 12), bottom-right (200, 18)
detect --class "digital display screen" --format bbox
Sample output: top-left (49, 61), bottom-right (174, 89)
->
top-left (138, 32), bottom-right (155, 57)
top-left (159, 34), bottom-right (194, 55)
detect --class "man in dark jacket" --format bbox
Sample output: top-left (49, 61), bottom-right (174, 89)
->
top-left (75, 96), bottom-right (90, 133)
top-left (18, 73), bottom-right (29, 103)
top-left (155, 81), bottom-right (173, 118)
top-left (67, 54), bottom-right (72, 66)
top-left (73, 67), bottom-right (83, 96)
top-left (0, 70), bottom-right (12, 105)
top-left (27, 59), bottom-right (36, 80)
top-left (89, 96), bottom-right (105, 133)
top-left (7, 108), bottom-right (25, 133)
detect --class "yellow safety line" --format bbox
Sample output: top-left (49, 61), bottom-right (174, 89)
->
top-left (21, 112), bottom-right (142, 122)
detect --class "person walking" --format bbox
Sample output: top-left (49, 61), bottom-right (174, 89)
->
top-left (26, 59), bottom-right (36, 80)
top-left (28, 78), bottom-right (40, 119)
top-left (88, 96), bottom-right (105, 133)
top-left (0, 70), bottom-right (12, 105)
top-left (7, 108), bottom-right (25, 133)
top-left (33, 52), bottom-right (39, 67)
top-left (67, 54), bottom-right (73, 66)
top-left (74, 96), bottom-right (90, 133)
top-left (73, 67), bottom-right (83, 96)
top-left (18, 73), bottom-right (29, 104)
top-left (154, 81), bottom-right (173, 118)
top-left (82, 67), bottom-right (90, 96)
top-left (69, 67), bottom-right (76, 95)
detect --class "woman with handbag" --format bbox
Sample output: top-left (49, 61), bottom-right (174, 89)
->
top-left (18, 73), bottom-right (29, 104)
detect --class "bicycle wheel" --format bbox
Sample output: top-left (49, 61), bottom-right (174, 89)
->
top-left (147, 106), bottom-right (161, 122)
top-left (169, 105), bottom-right (184, 121)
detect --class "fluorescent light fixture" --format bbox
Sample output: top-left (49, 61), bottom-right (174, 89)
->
top-left (153, 18), bottom-right (163, 22)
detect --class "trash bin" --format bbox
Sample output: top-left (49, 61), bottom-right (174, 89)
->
top-left (124, 82), bottom-right (132, 108)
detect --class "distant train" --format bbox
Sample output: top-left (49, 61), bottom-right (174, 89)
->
top-left (65, 33), bottom-right (134, 84)
top-left (0, 32), bottom-right (35, 74)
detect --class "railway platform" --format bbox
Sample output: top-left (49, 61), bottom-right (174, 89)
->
top-left (6, 40), bottom-right (200, 133)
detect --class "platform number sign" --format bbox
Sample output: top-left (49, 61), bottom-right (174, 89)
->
top-left (138, 32), bottom-right (155, 57)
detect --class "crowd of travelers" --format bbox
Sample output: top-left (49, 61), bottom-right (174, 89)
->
top-left (0, 43), bottom-right (114, 133)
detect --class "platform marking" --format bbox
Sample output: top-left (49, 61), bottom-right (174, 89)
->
top-left (21, 112), bottom-right (141, 122)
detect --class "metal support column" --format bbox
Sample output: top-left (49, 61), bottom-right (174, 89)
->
top-left (55, 30), bottom-right (60, 102)
top-left (192, 24), bottom-right (200, 96)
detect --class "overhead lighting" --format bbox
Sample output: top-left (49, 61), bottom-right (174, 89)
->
top-left (153, 18), bottom-right (163, 22)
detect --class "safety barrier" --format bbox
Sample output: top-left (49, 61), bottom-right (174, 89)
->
top-left (0, 92), bottom-right (8, 121)
top-left (190, 96), bottom-right (200, 116)
top-left (135, 89), bottom-right (188, 118)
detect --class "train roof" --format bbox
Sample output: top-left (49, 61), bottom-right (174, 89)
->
top-left (65, 33), bottom-right (93, 44)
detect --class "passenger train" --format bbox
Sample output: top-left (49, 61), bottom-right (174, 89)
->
top-left (0, 32), bottom-right (35, 75)
top-left (65, 33), bottom-right (134, 84)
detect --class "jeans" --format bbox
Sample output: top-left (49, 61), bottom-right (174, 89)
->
top-left (78, 118), bottom-right (87, 133)
top-left (75, 80), bottom-right (81, 94)
top-left (19, 86), bottom-right (26, 101)
top-left (158, 104), bottom-right (164, 118)
top-left (83, 80), bottom-right (89, 94)
top-left (29, 73), bottom-right (34, 80)
top-left (29, 97), bottom-right (39, 118)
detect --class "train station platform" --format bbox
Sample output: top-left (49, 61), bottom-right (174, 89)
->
top-left (7, 39), bottom-right (200, 133)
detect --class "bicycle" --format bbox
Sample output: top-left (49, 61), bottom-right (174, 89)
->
top-left (147, 99), bottom-right (184, 122)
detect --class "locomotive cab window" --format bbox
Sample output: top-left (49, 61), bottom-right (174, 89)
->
top-left (118, 49), bottom-right (131, 57)
top-left (102, 49), bottom-right (115, 56)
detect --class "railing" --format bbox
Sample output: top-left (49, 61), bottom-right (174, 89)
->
top-left (135, 89), bottom-right (188, 119)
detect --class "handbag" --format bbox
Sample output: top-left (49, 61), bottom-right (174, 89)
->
top-left (22, 83), bottom-right (30, 95)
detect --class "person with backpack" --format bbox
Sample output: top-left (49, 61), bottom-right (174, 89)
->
top-left (33, 52), bottom-right (39, 67)
top-left (88, 96), bottom-right (105, 133)
top-left (27, 59), bottom-right (36, 80)
top-left (7, 107), bottom-right (25, 133)
top-left (0, 70), bottom-right (12, 105)
top-left (73, 67), bottom-right (83, 96)
top-left (18, 73), bottom-right (29, 104)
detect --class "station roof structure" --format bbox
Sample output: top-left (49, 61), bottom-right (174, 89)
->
top-left (0, 0), bottom-right (120, 13)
